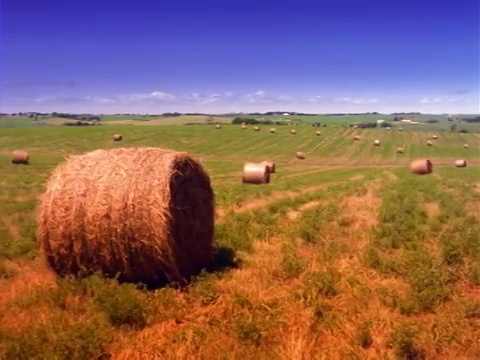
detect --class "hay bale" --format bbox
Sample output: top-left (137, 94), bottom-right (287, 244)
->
top-left (290, 129), bottom-right (297, 135)
top-left (241, 125), bottom-right (247, 130)
top-left (113, 134), bottom-right (123, 141)
top-left (261, 161), bottom-right (276, 174)
top-left (295, 152), bottom-right (306, 160)
top-left (464, 144), bottom-right (469, 149)
top-left (269, 128), bottom-right (277, 133)
top-left (242, 162), bottom-right (270, 184)
top-left (11, 150), bottom-right (30, 165)
top-left (432, 135), bottom-right (438, 139)
top-left (37, 147), bottom-right (214, 288)
top-left (396, 147), bottom-right (405, 153)
top-left (253, 126), bottom-right (260, 131)
top-left (315, 131), bottom-right (322, 136)
top-left (374, 139), bottom-right (380, 146)
top-left (354, 135), bottom-right (360, 140)
top-left (410, 159), bottom-right (433, 175)
top-left (386, 127), bottom-right (391, 130)
top-left (454, 159), bottom-right (467, 168)
top-left (215, 124), bottom-right (222, 129)
top-left (399, 127), bottom-right (403, 131)
top-left (426, 140), bottom-right (433, 146)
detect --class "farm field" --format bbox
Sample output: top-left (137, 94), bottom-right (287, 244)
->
top-left (1, 124), bottom-right (480, 359)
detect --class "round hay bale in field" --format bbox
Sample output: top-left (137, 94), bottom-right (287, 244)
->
top-left (242, 162), bottom-right (270, 184)
top-left (353, 125), bottom-right (358, 129)
top-left (11, 150), bottom-right (30, 165)
top-left (395, 147), bottom-right (405, 153)
top-left (253, 126), bottom-right (260, 131)
top-left (295, 152), bottom-right (306, 160)
top-left (215, 124), bottom-right (222, 129)
top-left (399, 127), bottom-right (403, 131)
top-left (37, 147), bottom-right (214, 288)
top-left (290, 129), bottom-right (297, 135)
top-left (241, 125), bottom-right (248, 130)
top-left (454, 159), bottom-right (467, 168)
top-left (269, 128), bottom-right (277, 133)
top-left (426, 140), bottom-right (433, 146)
top-left (386, 127), bottom-right (391, 130)
top-left (315, 131), bottom-right (322, 136)
top-left (410, 159), bottom-right (433, 175)
top-left (432, 135), bottom-right (438, 139)
top-left (113, 134), bottom-right (123, 141)
top-left (354, 135), bottom-right (360, 140)
top-left (261, 161), bottom-right (276, 174)
top-left (374, 139), bottom-right (380, 146)
top-left (464, 144), bottom-right (469, 149)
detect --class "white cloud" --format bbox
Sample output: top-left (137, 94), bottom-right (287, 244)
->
top-left (3, 89), bottom-right (478, 114)
top-left (420, 97), bottom-right (442, 104)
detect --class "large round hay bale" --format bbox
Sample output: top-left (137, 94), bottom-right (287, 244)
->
top-left (241, 125), bottom-right (247, 130)
top-left (295, 152), bottom-right (306, 160)
top-left (315, 131), bottom-right (322, 136)
top-left (410, 159), bottom-right (433, 175)
top-left (290, 129), bottom-right (297, 135)
top-left (253, 126), bottom-right (260, 132)
top-left (11, 150), bottom-right (30, 165)
top-left (432, 135), bottom-right (438, 139)
top-left (386, 127), bottom-right (391, 131)
top-left (395, 147), bottom-right (405, 153)
top-left (354, 135), bottom-right (360, 140)
top-left (454, 159), bottom-right (467, 168)
top-left (374, 139), bottom-right (380, 146)
top-left (398, 127), bottom-right (403, 131)
top-left (37, 147), bottom-right (214, 288)
top-left (242, 162), bottom-right (270, 184)
top-left (464, 144), bottom-right (469, 149)
top-left (269, 128), bottom-right (276, 133)
top-left (426, 140), bottom-right (433, 146)
top-left (215, 124), bottom-right (222, 129)
top-left (261, 161), bottom-right (276, 174)
top-left (113, 134), bottom-right (123, 141)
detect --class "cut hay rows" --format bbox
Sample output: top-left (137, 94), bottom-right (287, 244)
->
top-left (36, 147), bottom-right (214, 288)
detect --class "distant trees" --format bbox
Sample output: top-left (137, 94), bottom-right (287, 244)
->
top-left (460, 116), bottom-right (480, 123)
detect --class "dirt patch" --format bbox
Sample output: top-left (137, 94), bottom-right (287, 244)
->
top-left (287, 201), bottom-right (321, 220)
top-left (340, 186), bottom-right (381, 232)
top-left (217, 183), bottom-right (338, 218)
top-left (424, 202), bottom-right (440, 219)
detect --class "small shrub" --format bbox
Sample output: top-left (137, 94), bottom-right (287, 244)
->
top-left (388, 324), bottom-right (425, 360)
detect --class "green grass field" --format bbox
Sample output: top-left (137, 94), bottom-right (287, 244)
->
top-left (0, 122), bottom-right (479, 359)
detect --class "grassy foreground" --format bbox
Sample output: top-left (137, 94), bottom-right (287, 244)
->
top-left (0, 124), bottom-right (479, 359)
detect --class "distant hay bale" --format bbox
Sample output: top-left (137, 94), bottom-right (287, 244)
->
top-left (354, 135), bottom-right (360, 140)
top-left (386, 127), bottom-right (391, 130)
top-left (295, 152), bottom-right (306, 160)
top-left (253, 126), bottom-right (260, 131)
top-left (454, 159), bottom-right (467, 168)
top-left (241, 125), bottom-right (247, 130)
top-left (464, 144), bottom-right (469, 148)
top-left (11, 150), bottom-right (30, 165)
top-left (269, 128), bottom-right (277, 133)
top-left (374, 139), bottom-right (380, 146)
top-left (353, 125), bottom-right (358, 129)
top-left (426, 140), bottom-right (433, 146)
top-left (37, 147), bottom-right (214, 288)
top-left (396, 147), bottom-right (405, 153)
top-left (399, 127), bottom-right (403, 131)
top-left (242, 162), bottom-right (270, 184)
top-left (432, 135), bottom-right (438, 139)
top-left (410, 159), bottom-right (433, 175)
top-left (215, 124), bottom-right (222, 129)
top-left (290, 129), bottom-right (297, 135)
top-left (315, 131), bottom-right (322, 136)
top-left (113, 134), bottom-right (123, 141)
top-left (261, 161), bottom-right (276, 174)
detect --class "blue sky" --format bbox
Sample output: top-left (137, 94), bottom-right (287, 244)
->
top-left (1, 0), bottom-right (479, 114)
